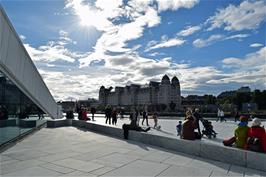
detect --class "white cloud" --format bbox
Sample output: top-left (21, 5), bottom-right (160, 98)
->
top-left (206, 0), bottom-right (266, 31)
top-left (207, 47), bottom-right (266, 87)
top-left (177, 25), bottom-right (201, 36)
top-left (146, 38), bottom-right (185, 51)
top-left (156, 0), bottom-right (199, 12)
top-left (193, 33), bottom-right (250, 48)
top-left (24, 31), bottom-right (85, 63)
top-left (30, 0), bottom-right (265, 100)
top-left (225, 34), bottom-right (249, 40)
top-left (193, 34), bottom-right (224, 48)
top-left (222, 47), bottom-right (266, 69)
top-left (250, 43), bottom-right (264, 48)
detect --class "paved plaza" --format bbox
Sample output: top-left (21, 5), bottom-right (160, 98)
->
top-left (69, 114), bottom-right (266, 147)
top-left (1, 127), bottom-right (265, 177)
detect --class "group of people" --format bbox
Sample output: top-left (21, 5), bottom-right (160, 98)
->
top-left (104, 106), bottom-right (118, 125)
top-left (178, 108), bottom-right (217, 140)
top-left (105, 106), bottom-right (160, 129)
top-left (216, 108), bottom-right (226, 122)
top-left (223, 116), bottom-right (266, 153)
top-left (73, 105), bottom-right (266, 154)
top-left (75, 106), bottom-right (96, 121)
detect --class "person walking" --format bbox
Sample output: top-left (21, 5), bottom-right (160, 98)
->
top-left (141, 110), bottom-right (149, 126)
top-left (112, 108), bottom-right (118, 125)
top-left (152, 112), bottom-right (160, 129)
top-left (135, 109), bottom-right (140, 126)
top-left (91, 107), bottom-right (96, 121)
top-left (220, 110), bottom-right (226, 122)
top-left (216, 108), bottom-right (221, 122)
top-left (105, 105), bottom-right (112, 125)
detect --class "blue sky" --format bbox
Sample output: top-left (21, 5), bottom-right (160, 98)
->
top-left (1, 0), bottom-right (265, 101)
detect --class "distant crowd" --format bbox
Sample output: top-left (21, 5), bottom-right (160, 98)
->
top-left (66, 105), bottom-right (266, 153)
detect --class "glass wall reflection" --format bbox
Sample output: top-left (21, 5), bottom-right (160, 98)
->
top-left (0, 71), bottom-right (46, 146)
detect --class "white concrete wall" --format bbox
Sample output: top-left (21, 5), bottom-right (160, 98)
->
top-left (0, 5), bottom-right (61, 119)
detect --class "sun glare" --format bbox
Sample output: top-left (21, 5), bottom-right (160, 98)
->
top-left (79, 10), bottom-right (93, 27)
top-left (73, 3), bottom-right (94, 27)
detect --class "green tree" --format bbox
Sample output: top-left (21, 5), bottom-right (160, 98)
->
top-left (233, 92), bottom-right (251, 110)
top-left (252, 90), bottom-right (266, 110)
top-left (204, 95), bottom-right (217, 104)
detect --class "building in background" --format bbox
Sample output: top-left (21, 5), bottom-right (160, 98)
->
top-left (99, 75), bottom-right (181, 111)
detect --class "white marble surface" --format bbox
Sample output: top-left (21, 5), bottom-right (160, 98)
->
top-left (0, 127), bottom-right (265, 176)
top-left (69, 115), bottom-right (266, 147)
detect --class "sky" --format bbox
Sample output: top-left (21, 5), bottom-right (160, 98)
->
top-left (1, 0), bottom-right (265, 101)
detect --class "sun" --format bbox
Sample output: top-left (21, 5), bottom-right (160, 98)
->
top-left (78, 8), bottom-right (94, 27)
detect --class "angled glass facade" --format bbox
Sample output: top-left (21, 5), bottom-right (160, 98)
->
top-left (0, 71), bottom-right (46, 145)
top-left (0, 5), bottom-right (61, 147)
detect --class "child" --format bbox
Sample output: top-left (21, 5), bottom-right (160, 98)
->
top-left (153, 112), bottom-right (158, 128)
top-left (153, 112), bottom-right (160, 129)
top-left (176, 121), bottom-right (182, 136)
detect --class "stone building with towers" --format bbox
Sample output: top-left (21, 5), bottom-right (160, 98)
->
top-left (98, 75), bottom-right (181, 111)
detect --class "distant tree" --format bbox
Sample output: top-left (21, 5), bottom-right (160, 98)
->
top-left (233, 92), bottom-right (251, 110)
top-left (261, 90), bottom-right (266, 109)
top-left (169, 101), bottom-right (176, 111)
top-left (252, 90), bottom-right (266, 110)
top-left (204, 95), bottom-right (217, 104)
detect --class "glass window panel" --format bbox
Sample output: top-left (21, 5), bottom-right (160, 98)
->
top-left (0, 70), bottom-right (45, 146)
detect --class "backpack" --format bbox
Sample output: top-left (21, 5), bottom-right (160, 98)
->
top-left (247, 137), bottom-right (262, 152)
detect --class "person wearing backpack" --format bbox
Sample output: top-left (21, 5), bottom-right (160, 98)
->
top-left (246, 118), bottom-right (266, 153)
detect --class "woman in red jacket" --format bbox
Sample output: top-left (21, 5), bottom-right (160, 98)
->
top-left (246, 118), bottom-right (266, 153)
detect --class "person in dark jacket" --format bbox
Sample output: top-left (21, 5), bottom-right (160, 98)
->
top-left (91, 107), bottom-right (96, 121)
top-left (122, 117), bottom-right (150, 139)
top-left (112, 109), bottom-right (118, 125)
top-left (141, 111), bottom-right (149, 126)
top-left (105, 105), bottom-right (112, 125)
top-left (193, 108), bottom-right (203, 137)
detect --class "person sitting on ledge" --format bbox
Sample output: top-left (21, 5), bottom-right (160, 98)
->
top-left (223, 116), bottom-right (249, 148)
top-left (235, 116), bottom-right (249, 149)
top-left (181, 115), bottom-right (201, 140)
top-left (122, 113), bottom-right (150, 140)
top-left (245, 118), bottom-right (266, 153)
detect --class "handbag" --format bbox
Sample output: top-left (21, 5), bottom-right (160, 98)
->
top-left (247, 137), bottom-right (262, 152)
